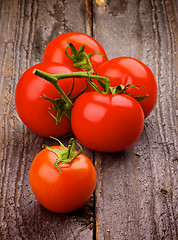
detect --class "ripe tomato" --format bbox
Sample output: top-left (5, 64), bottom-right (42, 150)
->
top-left (93, 57), bottom-right (157, 118)
top-left (71, 92), bottom-right (144, 152)
top-left (15, 62), bottom-right (87, 137)
top-left (42, 32), bottom-right (108, 70)
top-left (29, 144), bottom-right (96, 213)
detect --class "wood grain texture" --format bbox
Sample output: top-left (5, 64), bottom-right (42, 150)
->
top-left (0, 1), bottom-right (94, 239)
top-left (0, 0), bottom-right (177, 240)
top-left (93, 0), bottom-right (178, 239)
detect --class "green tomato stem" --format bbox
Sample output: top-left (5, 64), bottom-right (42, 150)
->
top-left (34, 68), bottom-right (111, 94)
top-left (53, 71), bottom-right (111, 93)
top-left (33, 69), bottom-right (73, 108)
top-left (83, 52), bottom-right (93, 73)
top-left (53, 71), bottom-right (109, 82)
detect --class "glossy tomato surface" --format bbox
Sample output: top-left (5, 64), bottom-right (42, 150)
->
top-left (43, 32), bottom-right (108, 70)
top-left (29, 146), bottom-right (96, 213)
top-left (71, 92), bottom-right (144, 152)
top-left (94, 57), bottom-right (157, 118)
top-left (15, 62), bottom-right (87, 137)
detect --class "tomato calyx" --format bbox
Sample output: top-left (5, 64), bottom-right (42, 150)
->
top-left (41, 95), bottom-right (71, 124)
top-left (65, 42), bottom-right (106, 72)
top-left (33, 69), bottom-right (88, 125)
top-left (43, 137), bottom-right (82, 174)
top-left (88, 78), bottom-right (148, 100)
top-left (109, 84), bottom-right (149, 101)
top-left (123, 85), bottom-right (149, 101)
top-left (41, 79), bottom-right (88, 124)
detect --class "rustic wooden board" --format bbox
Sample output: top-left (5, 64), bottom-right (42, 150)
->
top-left (0, 0), bottom-right (177, 240)
top-left (0, 0), bottom-right (94, 239)
top-left (93, 0), bottom-right (178, 239)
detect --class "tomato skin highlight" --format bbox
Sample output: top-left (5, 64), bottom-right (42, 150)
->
top-left (15, 62), bottom-right (87, 137)
top-left (71, 92), bottom-right (144, 152)
top-left (42, 32), bottom-right (108, 70)
top-left (94, 57), bottom-right (157, 118)
top-left (29, 146), bottom-right (96, 213)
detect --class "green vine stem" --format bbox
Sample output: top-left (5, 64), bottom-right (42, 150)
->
top-left (33, 69), bottom-right (73, 108)
top-left (33, 69), bottom-right (111, 94)
top-left (33, 69), bottom-right (148, 126)
top-left (52, 71), bottom-right (110, 86)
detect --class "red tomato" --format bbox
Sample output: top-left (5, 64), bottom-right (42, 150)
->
top-left (15, 62), bottom-right (87, 137)
top-left (42, 32), bottom-right (108, 70)
top-left (93, 57), bottom-right (157, 118)
top-left (29, 145), bottom-right (96, 213)
top-left (71, 92), bottom-right (144, 152)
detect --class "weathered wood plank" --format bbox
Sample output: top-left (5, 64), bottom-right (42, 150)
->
top-left (93, 0), bottom-right (178, 239)
top-left (0, 0), bottom-right (94, 239)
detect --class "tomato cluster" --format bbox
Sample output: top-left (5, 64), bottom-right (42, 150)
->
top-left (15, 33), bottom-right (107, 137)
top-left (15, 32), bottom-right (157, 213)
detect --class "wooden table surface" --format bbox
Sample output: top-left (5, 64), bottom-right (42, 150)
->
top-left (0, 0), bottom-right (177, 239)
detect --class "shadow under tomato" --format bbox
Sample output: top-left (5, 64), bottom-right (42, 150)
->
top-left (20, 191), bottom-right (95, 236)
